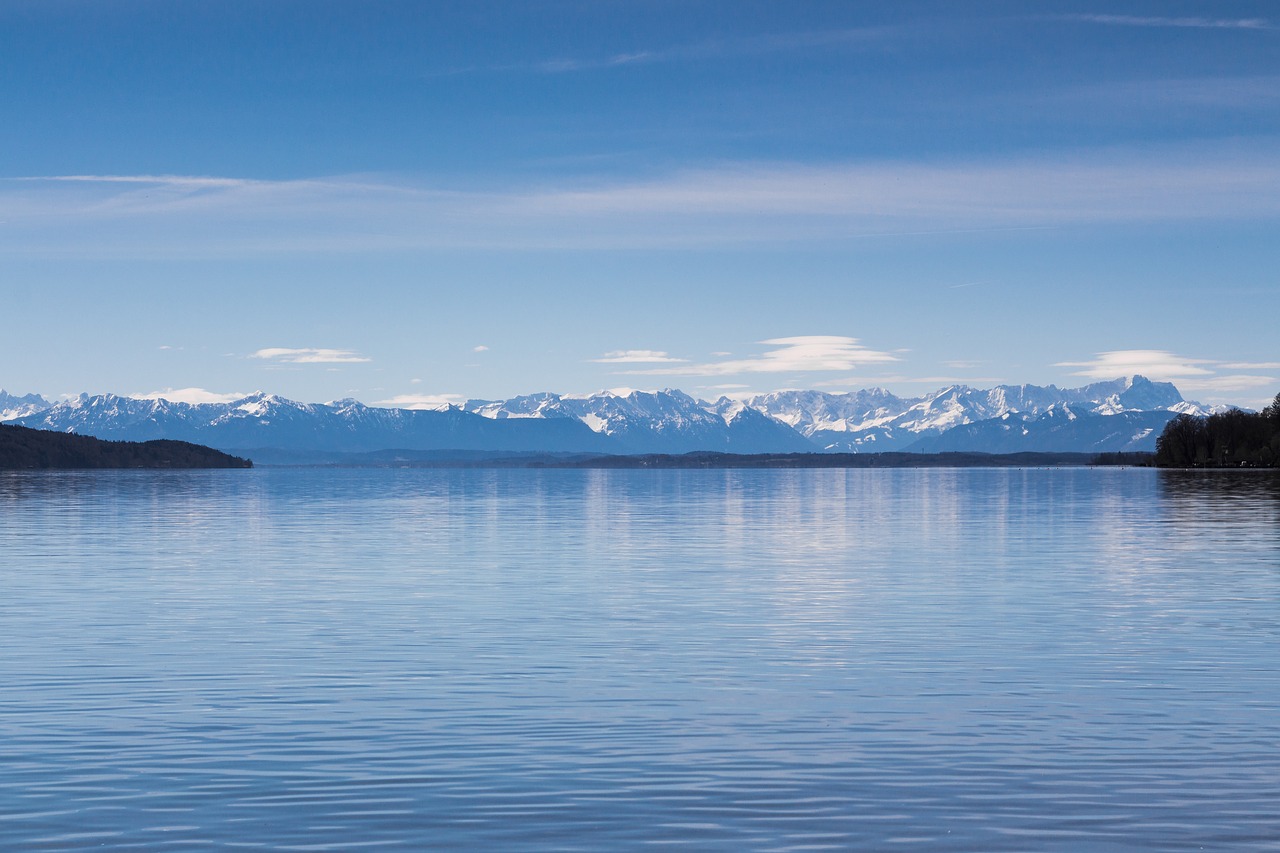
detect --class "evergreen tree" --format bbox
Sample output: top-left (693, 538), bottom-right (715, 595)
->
top-left (1154, 393), bottom-right (1280, 468)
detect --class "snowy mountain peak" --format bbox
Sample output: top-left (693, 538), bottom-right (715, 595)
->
top-left (7, 374), bottom-right (1221, 458)
top-left (712, 397), bottom-right (749, 425)
top-left (0, 390), bottom-right (52, 422)
top-left (738, 375), bottom-right (1208, 452)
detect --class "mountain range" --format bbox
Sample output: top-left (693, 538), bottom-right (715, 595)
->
top-left (0, 390), bottom-right (52, 423)
top-left (0, 376), bottom-right (1216, 463)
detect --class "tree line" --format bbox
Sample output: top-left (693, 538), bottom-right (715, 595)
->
top-left (1154, 393), bottom-right (1280, 468)
top-left (0, 423), bottom-right (252, 469)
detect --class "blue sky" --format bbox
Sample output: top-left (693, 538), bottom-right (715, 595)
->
top-left (2, 1), bottom-right (1277, 407)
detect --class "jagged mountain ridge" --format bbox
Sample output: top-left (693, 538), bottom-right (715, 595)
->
top-left (6, 376), bottom-right (1211, 458)
top-left (904, 405), bottom-right (1179, 454)
top-left (13, 392), bottom-right (614, 454)
top-left (11, 390), bottom-right (809, 456)
top-left (742, 376), bottom-right (1198, 452)
top-left (0, 390), bottom-right (52, 422)
top-left (465, 388), bottom-right (814, 453)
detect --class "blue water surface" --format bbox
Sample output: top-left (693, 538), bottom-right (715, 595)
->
top-left (1, 467), bottom-right (1278, 850)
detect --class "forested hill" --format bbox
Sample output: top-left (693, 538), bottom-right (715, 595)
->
top-left (1154, 393), bottom-right (1280, 468)
top-left (0, 423), bottom-right (252, 469)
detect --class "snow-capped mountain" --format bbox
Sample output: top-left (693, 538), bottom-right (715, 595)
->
top-left (465, 389), bottom-right (815, 454)
top-left (745, 376), bottom-right (1204, 452)
top-left (16, 392), bottom-right (613, 456)
top-left (738, 388), bottom-right (909, 450)
top-left (17, 388), bottom-right (810, 458)
top-left (9, 376), bottom-right (1212, 460)
top-left (905, 405), bottom-right (1178, 454)
top-left (0, 390), bottom-right (52, 422)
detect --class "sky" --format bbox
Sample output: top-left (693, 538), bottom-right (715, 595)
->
top-left (1, 0), bottom-right (1277, 409)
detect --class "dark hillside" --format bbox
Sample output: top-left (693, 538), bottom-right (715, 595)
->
top-left (0, 423), bottom-right (252, 469)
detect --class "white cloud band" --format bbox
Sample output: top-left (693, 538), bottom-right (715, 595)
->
top-left (1058, 350), bottom-right (1277, 405)
top-left (592, 350), bottom-right (687, 364)
top-left (138, 387), bottom-right (248, 404)
top-left (371, 393), bottom-right (464, 410)
top-left (1056, 350), bottom-right (1216, 380)
top-left (622, 336), bottom-right (898, 376)
top-left (252, 347), bottom-right (371, 364)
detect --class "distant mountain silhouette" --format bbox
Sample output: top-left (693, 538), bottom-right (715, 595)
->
top-left (0, 423), bottom-right (251, 469)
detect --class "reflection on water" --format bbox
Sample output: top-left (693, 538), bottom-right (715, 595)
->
top-left (1, 468), bottom-right (1278, 850)
top-left (1159, 468), bottom-right (1280, 516)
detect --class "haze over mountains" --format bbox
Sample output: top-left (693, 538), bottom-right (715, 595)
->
top-left (0, 377), bottom-right (1219, 463)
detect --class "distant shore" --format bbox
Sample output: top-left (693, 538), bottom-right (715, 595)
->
top-left (0, 423), bottom-right (252, 470)
top-left (247, 449), bottom-right (1153, 469)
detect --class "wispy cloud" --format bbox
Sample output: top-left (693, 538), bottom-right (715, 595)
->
top-left (622, 336), bottom-right (898, 376)
top-left (530, 51), bottom-right (657, 74)
top-left (1057, 350), bottom-right (1216, 380)
top-left (591, 350), bottom-right (687, 364)
top-left (543, 386), bottom-right (647, 399)
top-left (138, 387), bottom-right (247, 404)
top-left (28, 174), bottom-right (254, 188)
top-left (466, 25), bottom-right (901, 77)
top-left (1058, 350), bottom-right (1277, 405)
top-left (4, 140), bottom-right (1278, 256)
top-left (371, 393), bottom-right (465, 410)
top-left (472, 345), bottom-right (490, 353)
top-left (1060, 14), bottom-right (1272, 30)
top-left (511, 145), bottom-right (1280, 224)
top-left (1179, 374), bottom-right (1279, 392)
top-left (252, 347), bottom-right (371, 364)
top-left (1048, 75), bottom-right (1280, 115)
top-left (812, 374), bottom-right (1004, 388)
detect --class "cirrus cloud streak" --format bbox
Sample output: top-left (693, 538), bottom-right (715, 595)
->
top-left (1059, 14), bottom-right (1271, 30)
top-left (3, 139), bottom-right (1278, 256)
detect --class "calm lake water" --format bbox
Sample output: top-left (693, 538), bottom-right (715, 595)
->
top-left (1, 467), bottom-right (1278, 850)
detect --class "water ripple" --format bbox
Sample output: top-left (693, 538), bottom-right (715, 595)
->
top-left (1, 468), bottom-right (1278, 849)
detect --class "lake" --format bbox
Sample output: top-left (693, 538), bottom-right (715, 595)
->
top-left (2, 467), bottom-right (1278, 850)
